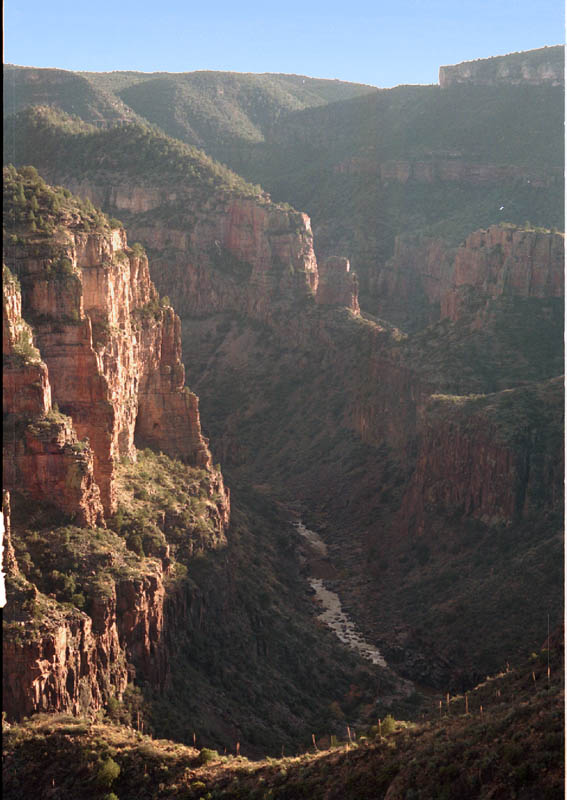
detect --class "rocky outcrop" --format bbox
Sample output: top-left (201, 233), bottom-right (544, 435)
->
top-left (3, 271), bottom-right (104, 527)
top-left (3, 596), bottom-right (128, 720)
top-left (399, 378), bottom-right (564, 535)
top-left (373, 235), bottom-right (455, 328)
top-left (5, 224), bottom-right (214, 514)
top-left (315, 256), bottom-right (359, 313)
top-left (439, 46), bottom-right (564, 88)
top-left (3, 560), bottom-right (170, 720)
top-left (442, 226), bottom-right (564, 321)
top-left (55, 182), bottom-right (320, 323)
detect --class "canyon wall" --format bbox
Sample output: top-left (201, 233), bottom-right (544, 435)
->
top-left (399, 377), bottom-right (564, 536)
top-left (371, 224), bottom-right (564, 330)
top-left (439, 47), bottom-right (564, 88)
top-left (3, 269), bottom-right (104, 527)
top-left (2, 560), bottom-right (171, 721)
top-left (61, 182), bottom-right (320, 322)
top-left (3, 169), bottom-right (231, 722)
top-left (4, 222), bottom-right (214, 514)
top-left (441, 225), bottom-right (564, 321)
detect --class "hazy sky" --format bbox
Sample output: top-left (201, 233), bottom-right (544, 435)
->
top-left (4, 0), bottom-right (564, 86)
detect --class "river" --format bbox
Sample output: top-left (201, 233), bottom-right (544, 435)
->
top-left (294, 521), bottom-right (387, 668)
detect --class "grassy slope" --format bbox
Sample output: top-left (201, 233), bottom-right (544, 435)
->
top-left (3, 638), bottom-right (563, 799)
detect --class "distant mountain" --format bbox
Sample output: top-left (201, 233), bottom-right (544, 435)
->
top-left (5, 50), bottom-right (563, 321)
top-left (439, 44), bottom-right (564, 87)
top-left (4, 65), bottom-right (376, 148)
top-left (3, 64), bottom-right (138, 124)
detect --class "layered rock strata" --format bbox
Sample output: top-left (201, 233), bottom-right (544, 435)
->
top-left (3, 171), bottom-right (231, 722)
top-left (399, 377), bottom-right (564, 535)
top-left (442, 226), bottom-right (564, 321)
top-left (5, 224), bottom-right (213, 515)
top-left (3, 271), bottom-right (104, 527)
top-left (61, 184), bottom-right (320, 322)
top-left (439, 46), bottom-right (564, 88)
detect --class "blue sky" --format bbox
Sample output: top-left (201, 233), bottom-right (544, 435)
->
top-left (4, 0), bottom-right (564, 86)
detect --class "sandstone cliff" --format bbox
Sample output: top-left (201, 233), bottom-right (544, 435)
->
top-left (61, 181), bottom-right (320, 322)
top-left (371, 224), bottom-right (564, 331)
top-left (399, 377), bottom-right (564, 536)
top-left (3, 266), bottom-right (104, 527)
top-left (439, 46), bottom-right (564, 88)
top-left (3, 167), bottom-right (230, 723)
top-left (373, 235), bottom-right (455, 329)
top-left (3, 167), bottom-right (214, 515)
top-left (441, 225), bottom-right (564, 321)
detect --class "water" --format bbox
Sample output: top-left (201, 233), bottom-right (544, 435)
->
top-left (294, 521), bottom-right (387, 667)
top-left (309, 578), bottom-right (387, 667)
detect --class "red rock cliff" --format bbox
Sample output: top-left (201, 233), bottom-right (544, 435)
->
top-left (5, 224), bottom-right (213, 515)
top-left (59, 180), bottom-right (320, 323)
top-left (399, 378), bottom-right (564, 535)
top-left (3, 269), bottom-right (104, 527)
top-left (442, 226), bottom-right (564, 321)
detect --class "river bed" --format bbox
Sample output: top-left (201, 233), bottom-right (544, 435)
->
top-left (294, 521), bottom-right (387, 668)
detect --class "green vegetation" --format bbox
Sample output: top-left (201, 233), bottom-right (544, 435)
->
top-left (3, 163), bottom-right (112, 243)
top-left (2, 639), bottom-right (563, 798)
top-left (4, 106), bottom-right (266, 200)
top-left (110, 449), bottom-right (225, 563)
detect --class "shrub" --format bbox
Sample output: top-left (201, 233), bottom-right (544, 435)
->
top-left (197, 748), bottom-right (219, 765)
top-left (97, 757), bottom-right (121, 788)
top-left (381, 714), bottom-right (396, 735)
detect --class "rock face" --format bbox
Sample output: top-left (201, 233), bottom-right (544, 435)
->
top-left (369, 225), bottom-right (564, 330)
top-left (441, 226), bottom-right (565, 321)
top-left (373, 235), bottom-right (456, 329)
top-left (61, 184), bottom-right (320, 323)
top-left (2, 560), bottom-right (172, 721)
top-left (316, 256), bottom-right (359, 313)
top-left (4, 223), bottom-right (213, 515)
top-left (399, 378), bottom-right (564, 535)
top-left (3, 597), bottom-right (128, 720)
top-left (439, 46), bottom-right (565, 88)
top-left (3, 169), bottom-right (231, 723)
top-left (3, 269), bottom-right (104, 527)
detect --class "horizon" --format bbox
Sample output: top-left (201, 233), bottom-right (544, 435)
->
top-left (5, 43), bottom-right (564, 90)
top-left (4, 0), bottom-right (565, 88)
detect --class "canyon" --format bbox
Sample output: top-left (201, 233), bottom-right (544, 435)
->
top-left (2, 47), bottom-right (564, 781)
